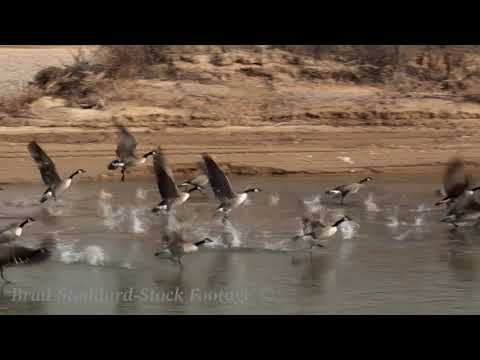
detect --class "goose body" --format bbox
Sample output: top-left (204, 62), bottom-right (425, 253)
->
top-left (179, 174), bottom-right (209, 194)
top-left (107, 125), bottom-right (156, 182)
top-left (326, 177), bottom-right (373, 204)
top-left (28, 141), bottom-right (86, 203)
top-left (435, 157), bottom-right (470, 207)
top-left (201, 154), bottom-right (261, 214)
top-left (441, 187), bottom-right (480, 226)
top-left (154, 231), bottom-right (212, 264)
top-left (151, 148), bottom-right (200, 213)
top-left (295, 216), bottom-right (350, 248)
top-left (0, 217), bottom-right (35, 245)
top-left (0, 239), bottom-right (52, 283)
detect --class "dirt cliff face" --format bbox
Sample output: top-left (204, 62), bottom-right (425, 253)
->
top-left (1, 46), bottom-right (480, 184)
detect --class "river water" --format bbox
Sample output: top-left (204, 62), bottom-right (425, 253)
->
top-left (0, 175), bottom-right (478, 315)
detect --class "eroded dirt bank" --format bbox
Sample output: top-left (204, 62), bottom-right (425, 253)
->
top-left (1, 46), bottom-right (480, 184)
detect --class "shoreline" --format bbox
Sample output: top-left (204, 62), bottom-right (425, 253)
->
top-left (0, 124), bottom-right (475, 185)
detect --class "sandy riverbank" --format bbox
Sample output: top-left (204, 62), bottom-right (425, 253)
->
top-left (1, 46), bottom-right (479, 184)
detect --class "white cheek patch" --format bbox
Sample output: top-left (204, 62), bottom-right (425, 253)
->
top-left (15, 227), bottom-right (23, 237)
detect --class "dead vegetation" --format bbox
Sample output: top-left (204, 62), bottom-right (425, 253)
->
top-left (3, 45), bottom-right (480, 120)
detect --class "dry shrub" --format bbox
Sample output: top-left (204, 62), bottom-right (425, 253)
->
top-left (94, 46), bottom-right (170, 78)
top-left (0, 86), bottom-right (43, 116)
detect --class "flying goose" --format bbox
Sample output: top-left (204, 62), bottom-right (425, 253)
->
top-left (107, 125), bottom-right (157, 182)
top-left (154, 230), bottom-right (213, 265)
top-left (151, 148), bottom-right (202, 213)
top-left (301, 216), bottom-right (352, 248)
top-left (178, 174), bottom-right (209, 195)
top-left (201, 154), bottom-right (262, 214)
top-left (325, 177), bottom-right (373, 205)
top-left (440, 186), bottom-right (480, 227)
top-left (0, 235), bottom-right (54, 283)
top-left (435, 157), bottom-right (471, 207)
top-left (0, 217), bottom-right (35, 246)
top-left (28, 141), bottom-right (86, 203)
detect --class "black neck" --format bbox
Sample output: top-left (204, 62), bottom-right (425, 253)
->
top-left (19, 219), bottom-right (30, 228)
top-left (471, 186), bottom-right (480, 192)
top-left (243, 188), bottom-right (258, 194)
top-left (333, 217), bottom-right (347, 227)
top-left (143, 151), bottom-right (155, 158)
top-left (69, 170), bottom-right (82, 179)
top-left (187, 186), bottom-right (200, 193)
top-left (359, 178), bottom-right (370, 184)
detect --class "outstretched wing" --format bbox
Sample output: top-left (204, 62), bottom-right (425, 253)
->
top-left (201, 154), bottom-right (235, 201)
top-left (28, 141), bottom-right (62, 187)
top-left (443, 157), bottom-right (469, 198)
top-left (153, 148), bottom-right (180, 200)
top-left (0, 221), bottom-right (19, 235)
top-left (0, 244), bottom-right (51, 265)
top-left (115, 125), bottom-right (138, 162)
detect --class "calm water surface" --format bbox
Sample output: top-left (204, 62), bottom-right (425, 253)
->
top-left (0, 175), bottom-right (479, 315)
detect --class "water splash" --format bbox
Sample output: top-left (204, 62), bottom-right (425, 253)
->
top-left (223, 220), bottom-right (242, 248)
top-left (136, 188), bottom-right (147, 200)
top-left (99, 189), bottom-right (113, 201)
top-left (394, 230), bottom-right (411, 241)
top-left (340, 221), bottom-right (359, 240)
top-left (386, 206), bottom-right (401, 228)
top-left (122, 242), bottom-right (141, 269)
top-left (364, 193), bottom-right (380, 212)
top-left (269, 193), bottom-right (280, 206)
top-left (58, 244), bottom-right (107, 266)
top-left (413, 213), bottom-right (425, 227)
top-left (303, 195), bottom-right (323, 214)
top-left (98, 199), bottom-right (127, 231)
top-left (83, 246), bottom-right (107, 266)
top-left (130, 208), bottom-right (148, 234)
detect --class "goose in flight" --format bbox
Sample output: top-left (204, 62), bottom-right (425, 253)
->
top-left (28, 141), bottom-right (86, 203)
top-left (151, 148), bottom-right (202, 213)
top-left (325, 177), bottom-right (373, 205)
top-left (441, 186), bottom-right (480, 227)
top-left (201, 154), bottom-right (261, 215)
top-left (154, 230), bottom-right (213, 265)
top-left (107, 125), bottom-right (157, 182)
top-left (0, 235), bottom-right (54, 283)
top-left (435, 157), bottom-right (471, 207)
top-left (178, 174), bottom-right (209, 195)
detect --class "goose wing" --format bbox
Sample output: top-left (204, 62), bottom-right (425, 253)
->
top-left (443, 157), bottom-right (469, 198)
top-left (201, 154), bottom-right (235, 201)
top-left (153, 148), bottom-right (180, 200)
top-left (28, 141), bottom-right (62, 187)
top-left (115, 125), bottom-right (138, 162)
top-left (0, 244), bottom-right (50, 266)
top-left (448, 191), bottom-right (480, 216)
top-left (188, 174), bottom-right (209, 187)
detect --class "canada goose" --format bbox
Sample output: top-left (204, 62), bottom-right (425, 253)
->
top-left (201, 154), bottom-right (262, 214)
top-left (325, 177), bottom-right (373, 205)
top-left (151, 148), bottom-right (202, 213)
top-left (0, 217), bottom-right (35, 246)
top-left (0, 236), bottom-right (53, 283)
top-left (178, 174), bottom-right (209, 195)
top-left (107, 125), bottom-right (157, 182)
top-left (435, 157), bottom-right (470, 207)
top-left (304, 216), bottom-right (351, 248)
top-left (28, 141), bottom-right (86, 203)
top-left (440, 186), bottom-right (480, 227)
top-left (154, 231), bottom-right (213, 265)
